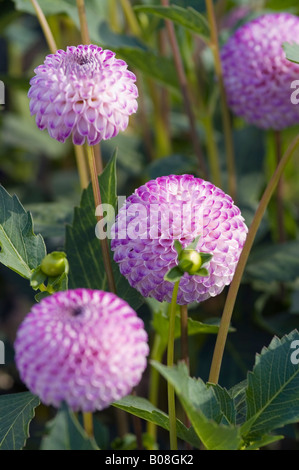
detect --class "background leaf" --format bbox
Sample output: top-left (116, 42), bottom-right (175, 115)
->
top-left (0, 185), bottom-right (46, 278)
top-left (153, 362), bottom-right (242, 450)
top-left (41, 403), bottom-right (99, 450)
top-left (245, 241), bottom-right (299, 283)
top-left (134, 5), bottom-right (210, 39)
top-left (113, 395), bottom-right (201, 449)
top-left (283, 42), bottom-right (299, 64)
top-left (242, 330), bottom-right (299, 440)
top-left (65, 150), bottom-right (143, 311)
top-left (0, 392), bottom-right (40, 450)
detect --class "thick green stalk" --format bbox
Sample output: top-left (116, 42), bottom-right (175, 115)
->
top-left (167, 280), bottom-right (180, 450)
top-left (30, 0), bottom-right (57, 53)
top-left (147, 334), bottom-right (165, 442)
top-left (209, 134), bottom-right (299, 384)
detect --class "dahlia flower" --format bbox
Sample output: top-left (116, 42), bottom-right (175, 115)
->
top-left (28, 44), bottom-right (138, 145)
top-left (221, 13), bottom-right (299, 130)
top-left (14, 289), bottom-right (148, 412)
top-left (111, 175), bottom-right (248, 305)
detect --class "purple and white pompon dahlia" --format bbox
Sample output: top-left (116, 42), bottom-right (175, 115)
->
top-left (111, 175), bottom-right (248, 305)
top-left (14, 289), bottom-right (148, 412)
top-left (221, 13), bottom-right (299, 130)
top-left (28, 45), bottom-right (138, 145)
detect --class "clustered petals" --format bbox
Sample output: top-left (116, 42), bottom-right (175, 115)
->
top-left (28, 45), bottom-right (138, 145)
top-left (221, 13), bottom-right (299, 130)
top-left (14, 289), bottom-right (149, 412)
top-left (111, 175), bottom-right (248, 305)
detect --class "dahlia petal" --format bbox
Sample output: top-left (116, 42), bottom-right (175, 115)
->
top-left (111, 175), bottom-right (248, 305)
top-left (14, 289), bottom-right (148, 412)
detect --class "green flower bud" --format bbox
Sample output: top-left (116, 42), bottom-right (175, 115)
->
top-left (40, 252), bottom-right (68, 277)
top-left (178, 249), bottom-right (202, 275)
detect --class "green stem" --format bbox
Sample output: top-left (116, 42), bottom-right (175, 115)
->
top-left (74, 144), bottom-right (89, 189)
top-left (147, 334), bottom-right (165, 442)
top-left (167, 280), bottom-right (180, 450)
top-left (203, 115), bottom-right (222, 188)
top-left (208, 133), bottom-right (299, 384)
top-left (30, 0), bottom-right (57, 54)
top-left (85, 145), bottom-right (116, 294)
top-left (120, 0), bottom-right (142, 36)
top-left (274, 130), bottom-right (286, 243)
top-left (205, 0), bottom-right (236, 200)
top-left (161, 0), bottom-right (208, 178)
top-left (82, 412), bottom-right (94, 438)
top-left (76, 0), bottom-right (90, 44)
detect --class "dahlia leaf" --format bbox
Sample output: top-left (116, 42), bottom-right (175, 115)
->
top-left (283, 42), bottom-right (299, 64)
top-left (185, 235), bottom-right (201, 250)
top-left (115, 47), bottom-right (179, 90)
top-left (194, 267), bottom-right (209, 277)
top-left (244, 435), bottom-right (284, 451)
top-left (0, 185), bottom-right (47, 279)
top-left (113, 395), bottom-right (201, 449)
top-left (199, 252), bottom-right (213, 265)
top-left (152, 362), bottom-right (242, 450)
top-left (40, 403), bottom-right (99, 450)
top-left (174, 240), bottom-right (183, 256)
top-left (0, 392), bottom-right (40, 450)
top-left (134, 5), bottom-right (210, 40)
top-left (151, 307), bottom-right (234, 350)
top-left (65, 150), bottom-right (144, 311)
top-left (245, 241), bottom-right (299, 283)
top-left (241, 330), bottom-right (299, 440)
top-left (164, 266), bottom-right (183, 282)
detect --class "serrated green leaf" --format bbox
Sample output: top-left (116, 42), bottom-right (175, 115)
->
top-left (245, 434), bottom-right (284, 450)
top-left (283, 42), bottom-right (299, 65)
top-left (152, 310), bottom-right (225, 350)
top-left (229, 380), bottom-right (248, 426)
top-left (0, 392), bottom-right (40, 450)
top-left (65, 150), bottom-right (143, 311)
top-left (134, 5), bottom-right (210, 39)
top-left (245, 241), bottom-right (299, 283)
top-left (41, 403), bottom-right (99, 450)
top-left (210, 384), bottom-right (236, 425)
top-left (113, 395), bottom-right (201, 449)
top-left (164, 266), bottom-right (183, 282)
top-left (242, 330), bottom-right (299, 440)
top-left (153, 362), bottom-right (242, 450)
top-left (0, 185), bottom-right (46, 279)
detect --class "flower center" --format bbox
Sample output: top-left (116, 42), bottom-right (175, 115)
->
top-left (71, 306), bottom-right (85, 317)
top-left (60, 50), bottom-right (101, 79)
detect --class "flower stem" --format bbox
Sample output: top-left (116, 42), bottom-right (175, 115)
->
top-left (82, 411), bottom-right (93, 438)
top-left (76, 0), bottom-right (90, 44)
top-left (180, 305), bottom-right (189, 371)
top-left (167, 280), bottom-right (180, 450)
top-left (205, 0), bottom-right (237, 201)
top-left (85, 144), bottom-right (117, 294)
top-left (208, 133), bottom-right (299, 384)
top-left (274, 130), bottom-right (286, 243)
top-left (147, 334), bottom-right (164, 443)
top-left (120, 0), bottom-right (142, 36)
top-left (161, 0), bottom-right (208, 179)
top-left (203, 115), bottom-right (222, 188)
top-left (74, 145), bottom-right (89, 189)
top-left (30, 0), bottom-right (57, 54)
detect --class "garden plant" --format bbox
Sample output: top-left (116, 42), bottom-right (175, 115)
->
top-left (1, 0), bottom-right (299, 452)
